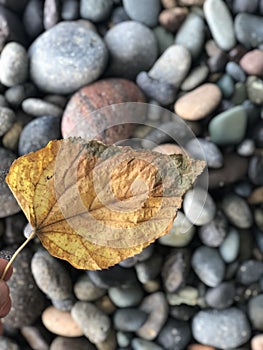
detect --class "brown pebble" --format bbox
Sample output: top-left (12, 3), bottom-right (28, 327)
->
top-left (159, 7), bottom-right (188, 33)
top-left (153, 143), bottom-right (186, 155)
top-left (95, 295), bottom-right (116, 315)
top-left (174, 83), bottom-right (222, 121)
top-left (205, 40), bottom-right (222, 57)
top-left (42, 306), bottom-right (83, 337)
top-left (61, 78), bottom-right (145, 144)
top-left (161, 0), bottom-right (178, 8)
top-left (251, 334), bottom-right (263, 350)
top-left (240, 50), bottom-right (263, 76)
top-left (2, 121), bottom-right (23, 151)
top-left (50, 336), bottom-right (95, 350)
top-left (21, 326), bottom-right (49, 350)
top-left (187, 345), bottom-right (216, 350)
top-left (228, 44), bottom-right (247, 62)
top-left (248, 187), bottom-right (263, 204)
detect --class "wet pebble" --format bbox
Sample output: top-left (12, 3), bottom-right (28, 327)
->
top-left (248, 294), bottom-right (263, 330)
top-left (183, 187), bottom-right (216, 226)
top-left (18, 115), bottom-right (61, 155)
top-left (30, 21), bottom-right (108, 94)
top-left (222, 193), bottom-right (253, 229)
top-left (113, 308), bottom-right (147, 332)
top-left (240, 50), bottom-right (263, 76)
top-left (0, 107), bottom-right (15, 137)
top-left (226, 61), bottom-right (246, 83)
top-left (71, 301), bottom-right (111, 343)
top-left (74, 274), bottom-right (106, 301)
top-left (132, 338), bottom-right (162, 350)
top-left (50, 336), bottom-right (95, 350)
top-left (123, 0), bottom-right (161, 27)
top-left (219, 227), bottom-right (240, 263)
top-left (205, 281), bottom-right (236, 309)
top-left (191, 246), bottom-right (225, 287)
top-left (157, 318), bottom-right (191, 350)
top-left (148, 45), bottom-right (191, 88)
top-left (105, 21), bottom-right (157, 79)
top-left (174, 83), bottom-right (222, 121)
top-left (236, 260), bottom-right (263, 285)
top-left (235, 14), bottom-right (263, 49)
top-left (181, 65), bottom-right (209, 92)
top-left (80, 0), bottom-right (113, 22)
top-left (199, 211), bottom-right (228, 247)
top-left (22, 98), bottom-right (63, 118)
top-left (0, 42), bottom-right (28, 87)
top-left (135, 253), bottom-right (163, 284)
top-left (192, 308), bottom-right (251, 348)
top-left (108, 283), bottom-right (144, 308)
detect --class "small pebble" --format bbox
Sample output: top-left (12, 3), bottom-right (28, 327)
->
top-left (167, 285), bottom-right (199, 306)
top-left (181, 65), bottom-right (209, 91)
top-left (157, 318), bottom-right (191, 350)
top-left (192, 308), bottom-right (251, 348)
top-left (219, 227), bottom-right (240, 263)
top-left (226, 61), bottom-right (246, 83)
top-left (0, 337), bottom-right (19, 350)
top-left (236, 260), bottom-right (263, 285)
top-left (22, 98), bottom-right (63, 118)
top-left (71, 301), bottom-right (111, 343)
top-left (105, 21), bottom-right (157, 79)
top-left (232, 0), bottom-right (258, 14)
top-left (23, 0), bottom-right (44, 39)
top-left (199, 210), bottom-right (228, 247)
top-left (61, 0), bottom-right (80, 20)
top-left (0, 42), bottom-right (28, 87)
top-left (2, 121), bottom-right (23, 151)
top-left (174, 83), bottom-right (222, 121)
top-left (148, 45), bottom-right (191, 87)
top-left (135, 253), bottom-right (163, 284)
top-left (153, 26), bottom-right (174, 54)
top-left (248, 294), bottom-right (263, 331)
top-left (217, 74), bottom-right (235, 98)
top-left (205, 281), bottom-right (236, 309)
top-left (116, 331), bottom-right (132, 348)
top-left (237, 139), bottom-right (255, 157)
top-left (246, 76), bottom-right (263, 105)
top-left (21, 325), bottom-right (49, 350)
top-left (191, 246), bottom-right (225, 287)
top-left (108, 284), bottom-right (144, 308)
top-left (204, 0), bottom-right (236, 51)
top-left (235, 14), bottom-right (263, 49)
top-left (0, 106), bottom-right (15, 137)
top-left (113, 308), bottom-right (147, 332)
top-left (42, 306), bottom-right (83, 337)
top-left (170, 304), bottom-right (197, 321)
top-left (251, 334), bottom-right (263, 350)
top-left (5, 83), bottom-right (37, 108)
top-left (222, 193), bottom-right (253, 229)
top-left (159, 7), bottom-right (188, 33)
top-left (132, 338), bottom-right (162, 350)
top-left (123, 0), bottom-right (161, 27)
top-left (80, 0), bottom-right (113, 22)
top-left (50, 336), bottom-right (95, 350)
top-left (44, 0), bottom-right (59, 30)
top-left (240, 50), bottom-right (263, 76)
top-left (183, 187), bottom-right (216, 226)
top-left (74, 274), bottom-right (106, 301)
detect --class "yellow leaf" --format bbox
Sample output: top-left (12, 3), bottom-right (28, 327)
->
top-left (6, 138), bottom-right (205, 270)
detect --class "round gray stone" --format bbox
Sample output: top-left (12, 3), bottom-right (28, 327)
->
top-left (204, 0), bottom-right (236, 51)
top-left (29, 21), bottom-right (108, 94)
top-left (108, 284), bottom-right (144, 308)
top-left (226, 61), bottom-right (246, 83)
top-left (236, 260), bottom-right (263, 285)
top-left (222, 193), bottom-right (253, 229)
top-left (248, 294), bottom-right (263, 331)
top-left (157, 318), bottom-right (191, 350)
top-left (113, 308), bottom-right (147, 332)
top-left (123, 0), bottom-right (161, 27)
top-left (205, 281), bottom-right (236, 309)
top-left (74, 274), bottom-right (106, 301)
top-left (191, 246), bottom-right (225, 287)
top-left (235, 13), bottom-right (263, 49)
top-left (105, 21), bottom-right (157, 80)
top-left (219, 227), bottom-right (240, 263)
top-left (80, 0), bottom-right (113, 22)
top-left (0, 107), bottom-right (15, 137)
top-left (22, 98), bottom-right (63, 118)
top-left (5, 83), bottom-right (37, 108)
top-left (192, 308), bottom-right (251, 349)
top-left (181, 65), bottom-right (209, 91)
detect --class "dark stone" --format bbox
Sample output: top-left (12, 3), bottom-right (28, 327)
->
top-left (135, 253), bottom-right (163, 283)
top-left (205, 281), bottom-right (236, 309)
top-left (236, 260), bottom-right (263, 285)
top-left (248, 156), bottom-right (263, 185)
top-left (111, 6), bottom-right (129, 24)
top-left (113, 308), bottom-right (148, 332)
top-left (61, 0), bottom-right (79, 20)
top-left (23, 0), bottom-right (44, 39)
top-left (199, 210), bottom-right (228, 247)
top-left (170, 305), bottom-right (197, 321)
top-left (44, 0), bottom-right (60, 30)
top-left (157, 318), bottom-right (191, 350)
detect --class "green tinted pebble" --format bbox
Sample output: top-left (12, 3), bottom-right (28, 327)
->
top-left (153, 26), bottom-right (174, 55)
top-left (209, 105), bottom-right (247, 145)
top-left (246, 76), bottom-right (263, 105)
top-left (231, 82), bottom-right (247, 105)
top-left (217, 74), bottom-right (234, 98)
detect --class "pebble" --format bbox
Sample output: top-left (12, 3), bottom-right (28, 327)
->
top-left (23, 0), bottom-right (44, 39)
top-left (251, 334), bottom-right (263, 350)
top-left (175, 12), bottom-right (205, 60)
top-left (43, 0), bottom-right (59, 30)
top-left (22, 98), bottom-right (63, 118)
top-left (240, 50), bottom-right (263, 76)
top-left (248, 188), bottom-right (263, 205)
top-left (95, 329), bottom-right (117, 350)
top-left (116, 331), bottom-right (132, 347)
top-left (0, 106), bottom-right (15, 137)
top-left (29, 21), bottom-right (108, 94)
top-left (157, 318), bottom-right (191, 350)
top-left (199, 211), bottom-right (228, 247)
top-left (111, 6), bottom-right (130, 25)
top-left (2, 121), bottom-right (23, 151)
top-left (113, 308), bottom-right (147, 332)
top-left (161, 249), bottom-right (190, 292)
top-left (71, 301), bottom-right (111, 343)
top-left (158, 211), bottom-right (196, 247)
top-left (136, 71), bottom-right (177, 105)
top-left (185, 138), bottom-right (223, 169)
top-left (42, 306), bottom-right (83, 337)
top-left (74, 274), bottom-right (106, 301)
top-left (181, 65), bottom-right (209, 91)
top-left (167, 285), bottom-right (199, 306)
top-left (123, 0), bottom-right (161, 27)
top-left (237, 139), bottom-right (255, 157)
top-left (153, 26), bottom-right (174, 54)
top-left (236, 260), bottom-right (263, 285)
top-left (222, 193), bottom-right (253, 229)
top-left (61, 78), bottom-right (145, 142)
top-left (50, 336), bottom-right (95, 350)
top-left (191, 246), bottom-right (225, 287)
top-left (161, 0), bottom-right (177, 8)
top-left (105, 21), bottom-right (157, 79)
top-left (232, 0), bottom-right (258, 14)
top-left (4, 249), bottom-right (45, 328)
top-left (132, 338), bottom-right (162, 350)
top-left (0, 148), bottom-right (21, 218)
top-left (4, 212), bottom-right (27, 245)
top-left (135, 253), bottom-right (163, 284)
top-left (174, 83), bottom-right (222, 121)
top-left (204, 0), bottom-right (236, 51)
top-left (219, 227), bottom-right (240, 263)
top-left (208, 105), bottom-right (247, 145)
top-left (0, 42), bottom-right (28, 87)
top-left (108, 284), bottom-right (144, 308)
top-left (61, 0), bottom-right (80, 20)
top-left (119, 245), bottom-right (154, 268)
top-left (226, 61), bottom-right (246, 83)
top-left (18, 115), bottom-right (61, 155)
top-left (137, 292), bottom-right (169, 340)
top-left (170, 304), bottom-right (197, 321)
top-left (235, 14), bottom-right (263, 49)
top-left (31, 250), bottom-right (74, 310)
top-left (248, 294), bottom-right (263, 330)
top-left (246, 76), bottom-right (263, 105)
top-left (87, 265), bottom-right (137, 288)
top-left (232, 81), bottom-right (247, 105)
top-left (148, 45), bottom-right (191, 87)
top-left (187, 346), bottom-right (215, 350)
top-left (192, 308), bottom-right (251, 348)
top-left (159, 7), bottom-right (188, 33)
top-left (80, 0), bottom-right (113, 22)
top-left (217, 74), bottom-right (235, 98)
top-left (5, 83), bottom-right (37, 108)
top-left (183, 187), bottom-right (216, 226)
top-left (21, 325), bottom-right (49, 350)
top-left (0, 337), bottom-right (19, 350)
top-left (205, 281), bottom-right (236, 309)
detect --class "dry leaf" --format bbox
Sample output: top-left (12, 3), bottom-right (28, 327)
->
top-left (6, 138), bottom-right (205, 270)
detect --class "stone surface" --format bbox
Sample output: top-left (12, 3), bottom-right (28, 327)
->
top-left (123, 0), bottom-right (161, 27)
top-left (236, 260), bottom-right (263, 285)
top-left (205, 281), bottom-right (236, 309)
top-left (235, 14), bottom-right (263, 49)
top-left (222, 193), bottom-right (253, 229)
top-left (249, 156), bottom-right (263, 186)
top-left (0, 337), bottom-right (19, 350)
top-left (74, 274), bottom-right (106, 301)
top-left (29, 21), bottom-right (108, 94)
top-left (240, 50), bottom-right (263, 76)
top-left (199, 211), bottom-right (228, 247)
top-left (132, 338), bottom-right (162, 350)
top-left (192, 308), bottom-right (251, 349)
top-left (108, 284), bottom-right (144, 308)
top-left (5, 83), bottom-right (37, 109)
top-left (105, 21), bottom-right (157, 79)
top-left (246, 76), bottom-right (263, 105)
top-left (80, 0), bottom-right (113, 22)
top-left (248, 294), bottom-right (263, 330)
top-left (154, 26), bottom-right (174, 54)
top-left (113, 308), bottom-right (147, 332)
top-left (159, 7), bottom-right (188, 33)
top-left (135, 253), bottom-right (162, 284)
top-left (174, 83), bottom-right (222, 121)
top-left (204, 0), bottom-right (236, 51)
top-left (226, 61), bottom-right (246, 82)
top-left (181, 65), bottom-right (209, 91)
top-left (0, 107), bottom-right (15, 137)
top-left (157, 318), bottom-right (191, 350)
top-left (22, 98), bottom-right (63, 118)
top-left (219, 228), bottom-right (240, 263)
top-left (50, 336), bottom-right (95, 350)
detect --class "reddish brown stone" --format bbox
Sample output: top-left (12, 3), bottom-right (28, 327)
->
top-left (61, 78), bottom-right (145, 145)
top-left (159, 7), bottom-right (188, 33)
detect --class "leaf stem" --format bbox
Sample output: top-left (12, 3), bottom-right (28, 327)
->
top-left (1, 230), bottom-right (36, 280)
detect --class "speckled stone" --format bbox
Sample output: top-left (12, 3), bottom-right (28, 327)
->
top-left (123, 0), bottom-right (161, 27)
top-left (29, 21), bottom-right (108, 94)
top-left (199, 211), bottom-right (228, 247)
top-left (222, 193), bottom-right (253, 229)
top-left (236, 260), bottom-right (263, 285)
top-left (80, 0), bottom-right (113, 22)
top-left (61, 78), bottom-right (145, 143)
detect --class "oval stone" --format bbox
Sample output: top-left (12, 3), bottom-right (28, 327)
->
top-left (235, 14), bottom-right (263, 49)
top-left (240, 50), bottom-right (263, 76)
top-left (174, 83), bottom-right (222, 121)
top-left (123, 0), bottom-right (161, 27)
